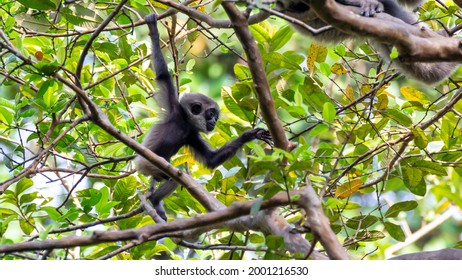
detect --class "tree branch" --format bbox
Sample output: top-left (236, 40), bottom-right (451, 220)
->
top-left (0, 189), bottom-right (335, 259)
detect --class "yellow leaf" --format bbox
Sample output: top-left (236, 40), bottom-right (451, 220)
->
top-left (306, 43), bottom-right (327, 73)
top-left (344, 85), bottom-right (355, 102)
top-left (436, 200), bottom-right (451, 214)
top-left (361, 84), bottom-right (372, 95)
top-left (335, 179), bottom-right (363, 198)
top-left (331, 63), bottom-right (347, 75)
top-left (400, 86), bottom-right (429, 103)
top-left (376, 93), bottom-right (388, 110)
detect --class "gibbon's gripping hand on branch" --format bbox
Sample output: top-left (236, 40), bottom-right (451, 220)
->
top-left (244, 128), bottom-right (273, 147)
top-left (338, 0), bottom-right (384, 17)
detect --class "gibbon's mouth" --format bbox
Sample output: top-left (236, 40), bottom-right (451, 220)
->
top-left (206, 120), bottom-right (216, 132)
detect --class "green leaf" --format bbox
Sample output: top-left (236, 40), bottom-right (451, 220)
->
top-left (78, 189), bottom-right (102, 207)
top-left (113, 176), bottom-right (138, 202)
top-left (0, 98), bottom-right (14, 124)
top-left (41, 206), bottom-right (62, 221)
top-left (222, 88), bottom-right (253, 122)
top-left (262, 52), bottom-right (300, 70)
top-left (249, 233), bottom-right (265, 244)
top-left (299, 77), bottom-right (328, 110)
top-left (19, 192), bottom-right (38, 205)
top-left (384, 222), bottom-right (405, 241)
top-left (95, 187), bottom-right (110, 213)
top-left (412, 160), bottom-right (448, 176)
top-left (402, 167), bottom-right (423, 187)
top-left (271, 26), bottom-right (294, 52)
top-left (319, 62), bottom-right (331, 76)
top-left (19, 219), bottom-right (35, 235)
top-left (96, 42), bottom-right (119, 57)
top-left (0, 97), bottom-right (14, 109)
top-left (381, 109), bottom-right (413, 127)
top-left (249, 24), bottom-right (270, 43)
top-left (234, 64), bottom-right (250, 80)
top-left (402, 167), bottom-right (427, 196)
top-left (390, 47), bottom-right (399, 59)
top-left (15, 178), bottom-right (34, 196)
top-left (309, 123), bottom-right (329, 137)
top-left (356, 230), bottom-right (385, 242)
top-left (385, 200), bottom-right (418, 218)
top-left (345, 215), bottom-right (379, 230)
top-left (286, 105), bottom-right (306, 118)
top-left (186, 58), bottom-right (196, 72)
top-left (17, 0), bottom-right (56, 10)
top-left (14, 14), bottom-right (51, 33)
top-left (43, 89), bottom-right (59, 109)
top-left (412, 127), bottom-right (428, 149)
top-left (36, 61), bottom-right (60, 75)
top-left (266, 235), bottom-right (285, 250)
top-left (322, 102), bottom-right (336, 123)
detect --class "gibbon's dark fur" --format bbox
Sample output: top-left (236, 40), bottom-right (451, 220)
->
top-left (135, 14), bottom-right (272, 220)
top-left (277, 0), bottom-right (457, 84)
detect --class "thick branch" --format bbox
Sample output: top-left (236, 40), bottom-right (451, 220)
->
top-left (221, 3), bottom-right (295, 151)
top-left (390, 248), bottom-right (462, 260)
top-left (301, 178), bottom-right (349, 259)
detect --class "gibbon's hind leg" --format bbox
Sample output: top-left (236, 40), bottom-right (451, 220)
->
top-left (148, 179), bottom-right (179, 221)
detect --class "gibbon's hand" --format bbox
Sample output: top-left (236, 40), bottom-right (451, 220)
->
top-left (251, 128), bottom-right (273, 147)
top-left (338, 0), bottom-right (384, 16)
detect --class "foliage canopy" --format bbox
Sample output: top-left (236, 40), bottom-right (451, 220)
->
top-left (0, 0), bottom-right (461, 260)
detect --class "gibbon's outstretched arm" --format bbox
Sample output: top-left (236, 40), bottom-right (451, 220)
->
top-left (146, 13), bottom-right (179, 114)
top-left (136, 13), bottom-right (272, 221)
top-left (277, 0), bottom-right (458, 84)
top-left (189, 128), bottom-right (272, 168)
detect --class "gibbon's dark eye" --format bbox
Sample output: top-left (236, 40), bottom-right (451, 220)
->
top-left (191, 104), bottom-right (202, 115)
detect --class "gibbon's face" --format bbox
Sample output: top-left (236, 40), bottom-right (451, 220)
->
top-left (180, 93), bottom-right (220, 133)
